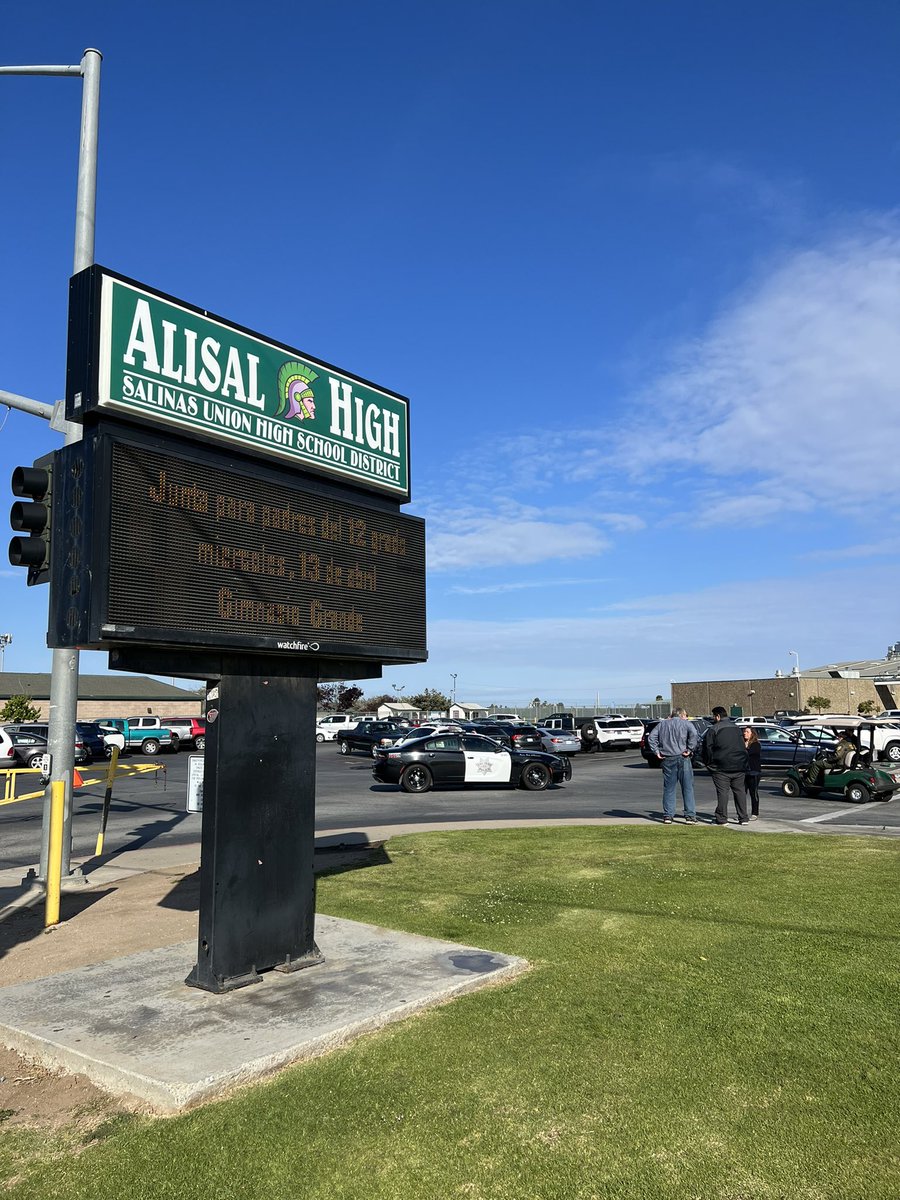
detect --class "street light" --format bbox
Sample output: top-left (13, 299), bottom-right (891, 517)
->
top-left (747, 689), bottom-right (755, 718)
top-left (0, 633), bottom-right (11, 671)
top-left (789, 650), bottom-right (800, 677)
top-left (450, 673), bottom-right (457, 706)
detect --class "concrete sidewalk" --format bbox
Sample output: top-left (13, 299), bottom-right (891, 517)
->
top-left (0, 832), bottom-right (529, 1112)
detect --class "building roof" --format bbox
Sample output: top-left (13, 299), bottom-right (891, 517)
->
top-left (804, 658), bottom-right (900, 680)
top-left (0, 673), bottom-right (204, 701)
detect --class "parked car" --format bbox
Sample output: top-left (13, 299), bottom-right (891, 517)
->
top-left (315, 714), bottom-right (360, 741)
top-left (95, 722), bottom-right (127, 755)
top-left (467, 723), bottom-right (513, 747)
top-left (372, 731), bottom-right (571, 793)
top-left (337, 720), bottom-right (406, 757)
top-left (787, 715), bottom-right (900, 764)
top-left (640, 718), bottom-right (712, 768)
top-left (75, 722), bottom-right (110, 762)
top-left (490, 723), bottom-right (545, 751)
top-left (159, 716), bottom-right (207, 750)
top-left (95, 717), bottom-right (177, 755)
top-left (2, 729), bottom-right (48, 768)
top-left (536, 727), bottom-right (581, 755)
top-left (7, 723), bottom-right (91, 764)
top-left (581, 718), bottom-right (640, 753)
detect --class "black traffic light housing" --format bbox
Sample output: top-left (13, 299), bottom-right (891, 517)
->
top-left (9, 453), bottom-right (55, 586)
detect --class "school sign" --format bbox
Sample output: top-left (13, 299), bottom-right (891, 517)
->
top-left (66, 267), bottom-right (410, 500)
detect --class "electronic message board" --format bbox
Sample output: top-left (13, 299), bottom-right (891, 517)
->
top-left (66, 266), bottom-right (410, 500)
top-left (49, 426), bottom-right (427, 663)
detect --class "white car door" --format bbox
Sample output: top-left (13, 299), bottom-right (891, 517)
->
top-left (462, 735), bottom-right (513, 783)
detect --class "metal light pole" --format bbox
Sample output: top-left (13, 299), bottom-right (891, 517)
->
top-left (450, 673), bottom-right (457, 706)
top-left (0, 49), bottom-right (102, 881)
top-left (789, 650), bottom-right (801, 714)
top-left (0, 633), bottom-right (12, 671)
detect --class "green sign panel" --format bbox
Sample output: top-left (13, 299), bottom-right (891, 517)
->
top-left (67, 267), bottom-right (410, 499)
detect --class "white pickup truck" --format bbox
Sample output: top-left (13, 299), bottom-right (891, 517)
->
top-left (315, 714), bottom-right (359, 742)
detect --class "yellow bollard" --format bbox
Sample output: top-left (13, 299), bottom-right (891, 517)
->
top-left (45, 779), bottom-right (65, 928)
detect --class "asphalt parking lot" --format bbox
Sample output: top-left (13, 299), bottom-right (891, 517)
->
top-left (3, 743), bottom-right (899, 882)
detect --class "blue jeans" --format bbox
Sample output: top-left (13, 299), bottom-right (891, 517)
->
top-left (661, 755), bottom-right (695, 818)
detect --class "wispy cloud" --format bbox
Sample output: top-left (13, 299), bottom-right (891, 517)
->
top-left (802, 538), bottom-right (900, 561)
top-left (414, 563), bottom-right (900, 703)
top-left (428, 515), bottom-right (610, 570)
top-left (606, 220), bottom-right (900, 519)
top-left (450, 576), bottom-right (613, 595)
top-left (439, 219), bottom-right (900, 528)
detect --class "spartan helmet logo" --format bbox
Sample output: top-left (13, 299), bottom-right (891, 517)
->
top-left (276, 361), bottom-right (318, 421)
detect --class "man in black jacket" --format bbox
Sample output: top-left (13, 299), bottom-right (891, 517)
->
top-left (703, 707), bottom-right (750, 825)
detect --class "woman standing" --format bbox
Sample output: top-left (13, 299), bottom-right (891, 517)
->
top-left (743, 727), bottom-right (761, 820)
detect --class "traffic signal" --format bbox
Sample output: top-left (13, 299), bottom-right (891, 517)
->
top-left (9, 454), bottom-right (54, 586)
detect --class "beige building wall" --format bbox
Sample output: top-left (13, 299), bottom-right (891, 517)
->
top-left (674, 677), bottom-right (897, 718)
top-left (10, 700), bottom-right (203, 721)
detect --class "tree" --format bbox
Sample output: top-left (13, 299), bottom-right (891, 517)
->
top-left (409, 689), bottom-right (450, 712)
top-left (337, 685), bottom-right (364, 711)
top-left (655, 695), bottom-right (664, 702)
top-left (806, 695), bottom-right (832, 713)
top-left (0, 695), bottom-right (41, 722)
top-left (362, 693), bottom-right (399, 712)
top-left (316, 684), bottom-right (339, 710)
top-left (857, 699), bottom-right (877, 715)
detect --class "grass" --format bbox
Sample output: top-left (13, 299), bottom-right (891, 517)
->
top-left (4, 826), bottom-right (899, 1199)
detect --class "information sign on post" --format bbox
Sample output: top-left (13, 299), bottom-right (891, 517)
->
top-left (66, 266), bottom-right (411, 501)
top-left (49, 425), bottom-right (426, 663)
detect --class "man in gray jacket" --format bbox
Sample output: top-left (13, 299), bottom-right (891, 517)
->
top-left (703, 707), bottom-right (750, 825)
top-left (648, 709), bottom-right (699, 824)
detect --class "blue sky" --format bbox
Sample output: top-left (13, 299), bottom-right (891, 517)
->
top-left (2, 2), bottom-right (899, 706)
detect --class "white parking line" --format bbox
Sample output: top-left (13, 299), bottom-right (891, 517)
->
top-left (801, 802), bottom-right (882, 824)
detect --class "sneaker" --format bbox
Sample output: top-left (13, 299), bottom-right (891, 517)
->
top-left (749, 814), bottom-right (759, 821)
top-left (663, 817), bottom-right (674, 824)
top-left (684, 815), bottom-right (697, 823)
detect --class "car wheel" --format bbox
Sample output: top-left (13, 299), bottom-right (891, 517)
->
top-left (195, 735), bottom-right (206, 751)
top-left (521, 761), bottom-right (551, 791)
top-left (846, 782), bottom-right (871, 802)
top-left (400, 764), bottom-right (432, 794)
top-left (371, 744), bottom-right (381, 759)
top-left (142, 738), bottom-right (160, 756)
top-left (781, 777), bottom-right (801, 797)
top-left (26, 752), bottom-right (43, 768)
top-left (339, 741), bottom-right (351, 756)
top-left (316, 733), bottom-right (325, 742)
top-left (884, 742), bottom-right (900, 763)
top-left (563, 757), bottom-right (573, 782)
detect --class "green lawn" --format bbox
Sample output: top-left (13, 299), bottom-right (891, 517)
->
top-left (5, 827), bottom-right (899, 1199)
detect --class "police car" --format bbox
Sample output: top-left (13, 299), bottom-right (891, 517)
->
top-left (373, 731), bottom-right (571, 794)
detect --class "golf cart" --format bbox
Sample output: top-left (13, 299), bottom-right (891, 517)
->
top-left (780, 716), bottom-right (900, 803)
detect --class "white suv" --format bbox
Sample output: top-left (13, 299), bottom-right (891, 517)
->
top-left (580, 718), bottom-right (638, 752)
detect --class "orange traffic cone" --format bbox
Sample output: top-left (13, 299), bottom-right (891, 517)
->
top-left (73, 769), bottom-right (84, 788)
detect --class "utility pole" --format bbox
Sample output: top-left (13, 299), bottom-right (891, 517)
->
top-left (0, 633), bottom-right (12, 672)
top-left (0, 49), bottom-right (102, 881)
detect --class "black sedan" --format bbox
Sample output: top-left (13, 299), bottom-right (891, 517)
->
top-left (373, 731), bottom-right (571, 793)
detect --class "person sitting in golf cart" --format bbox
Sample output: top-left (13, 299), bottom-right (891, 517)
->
top-left (833, 729), bottom-right (861, 769)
